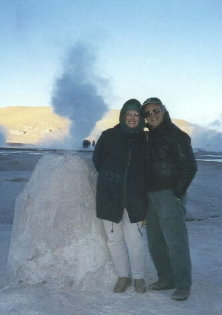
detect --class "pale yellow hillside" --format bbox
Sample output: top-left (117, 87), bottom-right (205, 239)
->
top-left (0, 107), bottom-right (70, 144)
top-left (88, 109), bottom-right (120, 140)
top-left (0, 106), bottom-right (195, 145)
top-left (89, 110), bottom-right (195, 140)
top-left (172, 118), bottom-right (195, 135)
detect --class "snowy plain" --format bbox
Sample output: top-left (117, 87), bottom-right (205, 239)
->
top-left (0, 149), bottom-right (221, 315)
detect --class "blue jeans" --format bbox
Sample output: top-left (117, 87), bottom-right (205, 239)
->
top-left (146, 189), bottom-right (192, 288)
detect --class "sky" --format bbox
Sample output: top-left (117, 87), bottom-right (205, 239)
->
top-left (0, 0), bottom-right (222, 128)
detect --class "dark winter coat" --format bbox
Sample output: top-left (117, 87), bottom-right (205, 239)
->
top-left (92, 124), bottom-right (148, 223)
top-left (147, 111), bottom-right (197, 198)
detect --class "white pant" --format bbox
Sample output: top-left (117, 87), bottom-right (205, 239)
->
top-left (103, 209), bottom-right (145, 279)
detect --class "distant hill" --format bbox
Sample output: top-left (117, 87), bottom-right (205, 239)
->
top-left (89, 110), bottom-right (196, 139)
top-left (0, 106), bottom-right (221, 151)
top-left (90, 111), bottom-right (222, 152)
top-left (0, 107), bottom-right (70, 145)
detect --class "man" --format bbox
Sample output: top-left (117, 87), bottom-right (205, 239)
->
top-left (141, 97), bottom-right (197, 301)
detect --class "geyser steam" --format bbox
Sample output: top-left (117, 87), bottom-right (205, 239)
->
top-left (51, 42), bottom-right (108, 148)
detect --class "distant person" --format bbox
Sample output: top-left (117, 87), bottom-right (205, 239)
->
top-left (82, 139), bottom-right (90, 149)
top-left (93, 99), bottom-right (148, 293)
top-left (141, 97), bottom-right (197, 301)
top-left (92, 140), bottom-right (96, 148)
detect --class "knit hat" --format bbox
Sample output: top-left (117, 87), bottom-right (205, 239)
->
top-left (119, 99), bottom-right (145, 133)
top-left (143, 97), bottom-right (163, 107)
top-left (141, 97), bottom-right (164, 117)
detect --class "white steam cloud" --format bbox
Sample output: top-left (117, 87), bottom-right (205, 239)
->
top-left (51, 42), bottom-right (108, 149)
top-left (208, 114), bottom-right (222, 132)
top-left (191, 126), bottom-right (222, 152)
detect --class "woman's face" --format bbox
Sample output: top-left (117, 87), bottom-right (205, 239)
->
top-left (125, 110), bottom-right (140, 128)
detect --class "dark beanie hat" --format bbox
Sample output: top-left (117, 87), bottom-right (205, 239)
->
top-left (143, 97), bottom-right (163, 106)
top-left (141, 97), bottom-right (163, 116)
top-left (119, 99), bottom-right (145, 133)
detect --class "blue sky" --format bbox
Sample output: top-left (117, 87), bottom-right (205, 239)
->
top-left (1, 0), bottom-right (222, 127)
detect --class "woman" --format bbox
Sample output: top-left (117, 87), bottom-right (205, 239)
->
top-left (92, 99), bottom-right (148, 293)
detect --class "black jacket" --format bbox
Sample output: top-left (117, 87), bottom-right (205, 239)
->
top-left (93, 124), bottom-right (148, 223)
top-left (147, 112), bottom-right (197, 198)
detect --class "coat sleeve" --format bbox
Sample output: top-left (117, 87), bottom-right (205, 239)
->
top-left (172, 133), bottom-right (197, 198)
top-left (92, 132), bottom-right (105, 172)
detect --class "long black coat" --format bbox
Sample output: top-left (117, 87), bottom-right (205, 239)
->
top-left (147, 112), bottom-right (197, 198)
top-left (92, 124), bottom-right (148, 223)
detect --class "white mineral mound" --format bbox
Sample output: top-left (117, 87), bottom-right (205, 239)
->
top-left (8, 154), bottom-right (115, 291)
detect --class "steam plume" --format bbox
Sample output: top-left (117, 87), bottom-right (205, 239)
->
top-left (51, 42), bottom-right (108, 148)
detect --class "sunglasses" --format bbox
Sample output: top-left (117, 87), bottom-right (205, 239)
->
top-left (144, 108), bottom-right (161, 118)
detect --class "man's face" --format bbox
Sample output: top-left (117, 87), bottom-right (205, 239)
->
top-left (144, 104), bottom-right (164, 129)
top-left (125, 110), bottom-right (140, 128)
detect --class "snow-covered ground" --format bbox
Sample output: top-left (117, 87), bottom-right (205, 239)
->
top-left (0, 151), bottom-right (221, 315)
